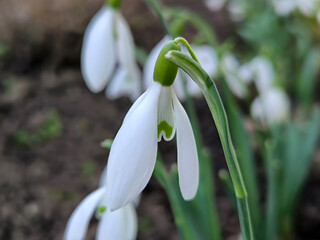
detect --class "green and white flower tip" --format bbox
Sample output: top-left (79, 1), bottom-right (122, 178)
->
top-left (143, 36), bottom-right (218, 100)
top-left (81, 1), bottom-right (141, 101)
top-left (64, 170), bottom-right (138, 240)
top-left (106, 40), bottom-right (199, 210)
top-left (250, 88), bottom-right (290, 126)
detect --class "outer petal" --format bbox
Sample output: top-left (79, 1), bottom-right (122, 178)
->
top-left (251, 88), bottom-right (290, 125)
top-left (96, 204), bottom-right (138, 240)
top-left (143, 36), bottom-right (171, 90)
top-left (172, 93), bottom-right (199, 200)
top-left (64, 188), bottom-right (105, 240)
top-left (250, 57), bottom-right (274, 94)
top-left (81, 7), bottom-right (116, 93)
top-left (105, 66), bottom-right (140, 101)
top-left (107, 82), bottom-right (161, 210)
top-left (221, 54), bottom-right (248, 98)
top-left (114, 12), bottom-right (141, 101)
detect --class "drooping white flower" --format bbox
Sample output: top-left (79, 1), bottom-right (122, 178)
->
top-left (272, 0), bottom-right (297, 16)
top-left (107, 41), bottom-right (199, 210)
top-left (64, 165), bottom-right (139, 240)
top-left (249, 56), bottom-right (275, 94)
top-left (64, 187), bottom-right (138, 240)
top-left (220, 54), bottom-right (249, 98)
top-left (81, 6), bottom-right (141, 101)
top-left (204, 0), bottom-right (226, 11)
top-left (143, 36), bottom-right (218, 100)
top-left (250, 88), bottom-right (290, 125)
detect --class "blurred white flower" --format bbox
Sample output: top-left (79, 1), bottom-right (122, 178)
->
top-left (107, 81), bottom-right (199, 210)
top-left (272, 0), bottom-right (297, 16)
top-left (204, 0), bottom-right (226, 11)
top-left (251, 88), bottom-right (290, 125)
top-left (81, 6), bottom-right (141, 101)
top-left (317, 11), bottom-right (320, 23)
top-left (143, 36), bottom-right (218, 100)
top-left (249, 57), bottom-right (274, 94)
top-left (64, 187), bottom-right (138, 240)
top-left (228, 1), bottom-right (246, 22)
top-left (221, 54), bottom-right (249, 98)
top-left (296, 0), bottom-right (319, 17)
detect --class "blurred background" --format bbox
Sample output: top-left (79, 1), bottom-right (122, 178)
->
top-left (0, 0), bottom-right (319, 239)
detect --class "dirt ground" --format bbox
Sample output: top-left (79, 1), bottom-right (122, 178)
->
top-left (0, 0), bottom-right (319, 239)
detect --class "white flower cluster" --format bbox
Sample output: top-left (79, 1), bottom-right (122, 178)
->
top-left (272, 0), bottom-right (320, 22)
top-left (221, 54), bottom-right (290, 126)
top-left (203, 0), bottom-right (247, 22)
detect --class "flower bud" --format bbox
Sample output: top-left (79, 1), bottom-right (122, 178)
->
top-left (153, 41), bottom-right (181, 86)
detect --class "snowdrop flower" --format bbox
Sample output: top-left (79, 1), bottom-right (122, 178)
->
top-left (204, 0), bottom-right (226, 11)
top-left (107, 40), bottom-right (199, 210)
top-left (249, 57), bottom-right (274, 94)
top-left (227, 1), bottom-right (246, 22)
top-left (220, 54), bottom-right (249, 98)
top-left (64, 187), bottom-right (138, 240)
top-left (144, 36), bottom-right (218, 100)
top-left (81, 5), bottom-right (141, 101)
top-left (272, 0), bottom-right (297, 16)
top-left (251, 88), bottom-right (290, 126)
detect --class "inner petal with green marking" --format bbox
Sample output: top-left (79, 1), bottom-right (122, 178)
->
top-left (158, 121), bottom-right (173, 140)
top-left (96, 205), bottom-right (107, 218)
top-left (157, 86), bottom-right (175, 141)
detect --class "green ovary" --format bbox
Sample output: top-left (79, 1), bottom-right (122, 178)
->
top-left (158, 121), bottom-right (173, 139)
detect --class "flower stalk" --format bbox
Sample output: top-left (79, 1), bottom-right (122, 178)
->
top-left (165, 40), bottom-right (255, 240)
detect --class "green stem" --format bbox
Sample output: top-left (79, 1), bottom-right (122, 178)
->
top-left (174, 37), bottom-right (200, 64)
top-left (166, 48), bottom-right (254, 240)
top-left (180, 73), bottom-right (222, 240)
top-left (107, 0), bottom-right (123, 9)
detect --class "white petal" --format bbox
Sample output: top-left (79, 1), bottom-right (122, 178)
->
top-left (81, 7), bottom-right (116, 93)
top-left (221, 54), bottom-right (248, 98)
top-left (172, 70), bottom-right (186, 100)
top-left (157, 86), bottom-right (176, 141)
top-left (115, 13), bottom-right (142, 101)
top-left (172, 93), bottom-right (199, 200)
top-left (107, 82), bottom-right (161, 210)
top-left (105, 66), bottom-right (141, 101)
top-left (251, 88), bottom-right (290, 125)
top-left (143, 36), bottom-right (171, 90)
top-left (99, 164), bottom-right (108, 187)
top-left (64, 188), bottom-right (105, 240)
top-left (250, 57), bottom-right (274, 94)
top-left (96, 204), bottom-right (138, 240)
top-left (238, 64), bottom-right (253, 84)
